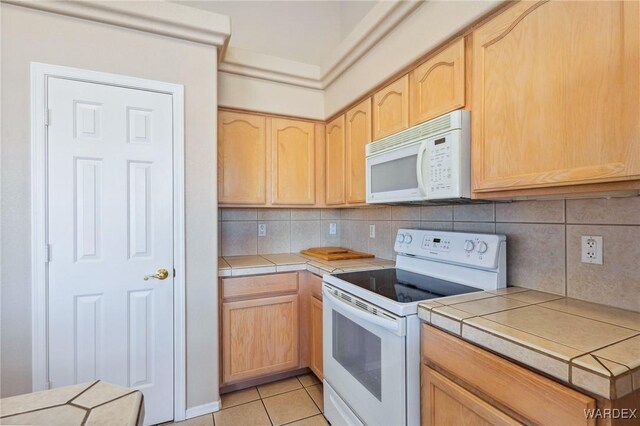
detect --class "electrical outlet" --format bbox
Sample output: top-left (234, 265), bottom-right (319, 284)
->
top-left (258, 223), bottom-right (267, 237)
top-left (329, 222), bottom-right (337, 235)
top-left (581, 235), bottom-right (603, 264)
top-left (369, 224), bottom-right (376, 238)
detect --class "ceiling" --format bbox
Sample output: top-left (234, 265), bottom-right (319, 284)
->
top-left (176, 1), bottom-right (377, 65)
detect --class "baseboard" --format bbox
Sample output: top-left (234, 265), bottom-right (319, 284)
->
top-left (185, 400), bottom-right (221, 419)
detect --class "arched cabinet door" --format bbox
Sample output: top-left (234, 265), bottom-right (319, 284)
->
top-left (472, 0), bottom-right (640, 194)
top-left (218, 111), bottom-right (267, 204)
top-left (325, 115), bottom-right (346, 205)
top-left (271, 118), bottom-right (316, 205)
top-left (346, 98), bottom-right (372, 204)
top-left (373, 75), bottom-right (409, 140)
top-left (410, 37), bottom-right (466, 126)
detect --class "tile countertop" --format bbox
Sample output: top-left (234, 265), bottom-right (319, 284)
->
top-left (0, 380), bottom-right (143, 425)
top-left (418, 287), bottom-right (640, 400)
top-left (218, 253), bottom-right (395, 277)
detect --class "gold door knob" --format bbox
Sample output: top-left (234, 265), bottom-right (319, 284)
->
top-left (144, 268), bottom-right (169, 281)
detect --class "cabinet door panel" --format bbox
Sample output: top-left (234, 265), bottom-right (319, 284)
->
top-left (373, 75), bottom-right (409, 140)
top-left (223, 295), bottom-right (299, 384)
top-left (422, 324), bottom-right (595, 426)
top-left (325, 116), bottom-right (345, 205)
top-left (410, 38), bottom-right (465, 126)
top-left (472, 0), bottom-right (640, 192)
top-left (271, 118), bottom-right (316, 205)
top-left (421, 366), bottom-right (522, 426)
top-left (309, 296), bottom-right (323, 380)
top-left (218, 111), bottom-right (267, 204)
top-left (346, 98), bottom-right (371, 204)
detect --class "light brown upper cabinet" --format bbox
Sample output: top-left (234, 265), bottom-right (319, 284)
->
top-left (372, 75), bottom-right (409, 140)
top-left (218, 111), bottom-right (267, 204)
top-left (410, 38), bottom-right (466, 126)
top-left (325, 115), bottom-right (346, 205)
top-left (472, 0), bottom-right (640, 195)
top-left (271, 118), bottom-right (316, 205)
top-left (346, 98), bottom-right (372, 204)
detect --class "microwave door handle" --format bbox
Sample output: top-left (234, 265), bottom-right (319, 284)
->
top-left (322, 286), bottom-right (405, 336)
top-left (416, 140), bottom-right (429, 196)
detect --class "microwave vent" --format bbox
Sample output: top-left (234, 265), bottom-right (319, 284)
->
top-left (366, 111), bottom-right (456, 156)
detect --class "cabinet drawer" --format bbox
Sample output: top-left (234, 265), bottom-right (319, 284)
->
top-left (421, 324), bottom-right (596, 426)
top-left (222, 272), bottom-right (298, 300)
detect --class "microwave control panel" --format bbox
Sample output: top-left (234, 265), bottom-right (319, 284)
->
top-left (427, 135), bottom-right (453, 195)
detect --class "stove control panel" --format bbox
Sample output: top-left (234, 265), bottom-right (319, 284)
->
top-left (394, 229), bottom-right (506, 269)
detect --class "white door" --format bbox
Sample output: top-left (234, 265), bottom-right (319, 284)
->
top-left (46, 77), bottom-right (174, 425)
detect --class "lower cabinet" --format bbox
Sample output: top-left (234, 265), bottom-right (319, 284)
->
top-left (221, 274), bottom-right (299, 385)
top-left (421, 324), bottom-right (596, 426)
top-left (422, 366), bottom-right (521, 426)
top-left (309, 295), bottom-right (323, 380)
top-left (220, 271), bottom-right (324, 386)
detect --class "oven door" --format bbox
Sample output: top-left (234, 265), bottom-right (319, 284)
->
top-left (323, 284), bottom-right (407, 426)
top-left (366, 140), bottom-right (428, 203)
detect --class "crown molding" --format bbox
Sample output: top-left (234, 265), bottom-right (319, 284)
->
top-left (320, 0), bottom-right (422, 88)
top-left (221, 47), bottom-right (323, 89)
top-left (218, 0), bottom-right (423, 89)
top-left (2, 0), bottom-right (231, 56)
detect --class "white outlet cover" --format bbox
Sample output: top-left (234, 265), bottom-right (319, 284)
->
top-left (581, 235), bottom-right (603, 265)
top-left (258, 223), bottom-right (267, 237)
top-left (369, 224), bottom-right (375, 238)
top-left (329, 222), bottom-right (337, 235)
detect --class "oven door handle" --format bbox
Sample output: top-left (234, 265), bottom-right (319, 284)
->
top-left (323, 286), bottom-right (406, 336)
top-left (416, 139), bottom-right (429, 196)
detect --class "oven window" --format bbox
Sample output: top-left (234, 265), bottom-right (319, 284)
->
top-left (371, 154), bottom-right (418, 193)
top-left (332, 310), bottom-right (382, 401)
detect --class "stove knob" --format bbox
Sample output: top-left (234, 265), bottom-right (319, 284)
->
top-left (464, 240), bottom-right (475, 252)
top-left (477, 241), bottom-right (488, 254)
top-left (397, 234), bottom-right (405, 243)
top-left (405, 234), bottom-right (413, 244)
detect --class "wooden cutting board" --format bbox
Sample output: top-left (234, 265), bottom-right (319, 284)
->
top-left (301, 247), bottom-right (374, 261)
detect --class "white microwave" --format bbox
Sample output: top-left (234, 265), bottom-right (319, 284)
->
top-left (366, 109), bottom-right (470, 203)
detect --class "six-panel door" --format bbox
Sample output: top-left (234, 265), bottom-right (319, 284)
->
top-left (471, 0), bottom-right (640, 193)
top-left (47, 77), bottom-right (174, 425)
top-left (271, 118), bottom-right (316, 205)
top-left (218, 111), bottom-right (267, 204)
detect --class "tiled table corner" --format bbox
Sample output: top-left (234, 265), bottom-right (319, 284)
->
top-left (0, 381), bottom-right (143, 426)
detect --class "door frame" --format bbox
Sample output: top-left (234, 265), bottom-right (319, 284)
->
top-left (30, 62), bottom-right (187, 421)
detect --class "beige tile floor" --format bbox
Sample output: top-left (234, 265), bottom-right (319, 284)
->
top-left (170, 374), bottom-right (327, 426)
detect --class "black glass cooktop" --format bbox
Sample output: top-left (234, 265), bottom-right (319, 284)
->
top-left (332, 268), bottom-right (482, 303)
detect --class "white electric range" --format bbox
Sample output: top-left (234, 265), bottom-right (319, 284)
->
top-left (322, 229), bottom-right (507, 426)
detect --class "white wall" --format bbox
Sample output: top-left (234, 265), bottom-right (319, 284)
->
top-left (218, 72), bottom-right (324, 119)
top-left (179, 0), bottom-right (342, 65)
top-left (324, 0), bottom-right (502, 117)
top-left (0, 3), bottom-right (220, 411)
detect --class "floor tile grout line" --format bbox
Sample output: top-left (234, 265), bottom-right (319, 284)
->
top-left (261, 385), bottom-right (318, 426)
top-left (258, 396), bottom-right (275, 426)
top-left (280, 412), bottom-right (325, 426)
top-left (301, 384), bottom-right (323, 415)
